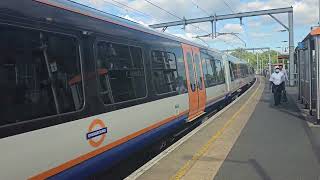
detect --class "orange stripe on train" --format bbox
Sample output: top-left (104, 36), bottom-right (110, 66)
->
top-left (29, 110), bottom-right (189, 180)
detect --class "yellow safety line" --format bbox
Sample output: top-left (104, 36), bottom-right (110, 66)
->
top-left (171, 79), bottom-right (263, 180)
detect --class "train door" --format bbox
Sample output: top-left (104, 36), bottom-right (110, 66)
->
top-left (192, 47), bottom-right (206, 114)
top-left (181, 44), bottom-right (206, 122)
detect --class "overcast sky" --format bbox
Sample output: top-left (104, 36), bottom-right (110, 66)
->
top-left (75, 0), bottom-right (319, 51)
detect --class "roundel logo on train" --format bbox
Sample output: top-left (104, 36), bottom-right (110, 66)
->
top-left (86, 119), bottom-right (108, 148)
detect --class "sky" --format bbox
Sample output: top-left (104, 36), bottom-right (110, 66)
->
top-left (74, 0), bottom-right (319, 52)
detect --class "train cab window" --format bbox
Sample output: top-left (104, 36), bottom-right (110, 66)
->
top-left (151, 51), bottom-right (178, 94)
top-left (96, 42), bottom-right (146, 104)
top-left (0, 25), bottom-right (83, 126)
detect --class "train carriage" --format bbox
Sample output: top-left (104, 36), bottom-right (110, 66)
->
top-left (0, 0), bottom-right (255, 179)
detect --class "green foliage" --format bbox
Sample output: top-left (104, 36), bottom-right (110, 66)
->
top-left (229, 48), bottom-right (280, 70)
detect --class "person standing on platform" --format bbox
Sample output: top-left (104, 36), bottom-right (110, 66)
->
top-left (279, 64), bottom-right (288, 102)
top-left (269, 66), bottom-right (285, 106)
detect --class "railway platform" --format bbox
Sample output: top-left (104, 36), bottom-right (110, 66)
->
top-left (127, 77), bottom-right (320, 180)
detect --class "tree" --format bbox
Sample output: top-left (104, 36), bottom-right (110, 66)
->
top-left (230, 48), bottom-right (279, 70)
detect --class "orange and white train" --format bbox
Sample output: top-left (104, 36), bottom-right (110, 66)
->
top-left (0, 0), bottom-right (255, 179)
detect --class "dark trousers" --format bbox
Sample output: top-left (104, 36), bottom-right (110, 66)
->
top-left (272, 84), bottom-right (282, 105)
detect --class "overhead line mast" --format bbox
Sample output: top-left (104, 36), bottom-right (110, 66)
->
top-left (149, 7), bottom-right (295, 86)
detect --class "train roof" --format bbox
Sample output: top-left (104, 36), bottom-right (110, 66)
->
top-left (5, 0), bottom-right (246, 64)
top-left (35, 0), bottom-right (211, 50)
top-left (35, 0), bottom-right (243, 58)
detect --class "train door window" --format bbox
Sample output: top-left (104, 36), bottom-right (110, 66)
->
top-left (193, 54), bottom-right (203, 90)
top-left (0, 25), bottom-right (83, 127)
top-left (186, 52), bottom-right (196, 91)
top-left (151, 51), bottom-right (178, 94)
top-left (96, 41), bottom-right (146, 104)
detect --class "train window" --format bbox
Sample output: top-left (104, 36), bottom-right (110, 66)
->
top-left (174, 49), bottom-right (188, 94)
top-left (151, 51), bottom-right (178, 94)
top-left (205, 58), bottom-right (216, 87)
top-left (96, 42), bottom-right (146, 104)
top-left (234, 64), bottom-right (240, 79)
top-left (239, 64), bottom-right (242, 77)
top-left (242, 65), bottom-right (247, 77)
top-left (239, 64), bottom-right (243, 77)
top-left (0, 25), bottom-right (83, 127)
top-left (201, 58), bottom-right (208, 87)
top-left (229, 62), bottom-right (235, 81)
top-left (245, 65), bottom-right (249, 77)
top-left (215, 60), bottom-right (225, 83)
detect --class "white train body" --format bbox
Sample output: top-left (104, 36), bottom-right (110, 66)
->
top-left (0, 0), bottom-right (255, 179)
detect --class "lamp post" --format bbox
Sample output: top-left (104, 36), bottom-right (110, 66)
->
top-left (256, 53), bottom-right (259, 74)
top-left (281, 40), bottom-right (289, 69)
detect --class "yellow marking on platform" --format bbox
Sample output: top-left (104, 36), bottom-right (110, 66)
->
top-left (171, 79), bottom-right (262, 180)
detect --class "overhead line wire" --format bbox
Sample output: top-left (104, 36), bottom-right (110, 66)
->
top-left (222, 0), bottom-right (235, 13)
top-left (70, 0), bottom-right (234, 48)
top-left (144, 0), bottom-right (181, 20)
top-left (143, 0), bottom-right (211, 34)
top-left (108, 0), bottom-right (211, 36)
top-left (107, 0), bottom-right (161, 22)
top-left (106, 0), bottom-right (236, 48)
top-left (191, 0), bottom-right (211, 16)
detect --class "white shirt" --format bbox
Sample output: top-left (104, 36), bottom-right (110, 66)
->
top-left (269, 71), bottom-right (284, 85)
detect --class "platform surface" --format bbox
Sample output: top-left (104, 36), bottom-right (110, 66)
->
top-left (134, 78), bottom-right (320, 180)
top-left (214, 82), bottom-right (320, 180)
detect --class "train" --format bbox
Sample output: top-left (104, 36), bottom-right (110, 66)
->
top-left (295, 26), bottom-right (320, 123)
top-left (0, 0), bottom-right (255, 179)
